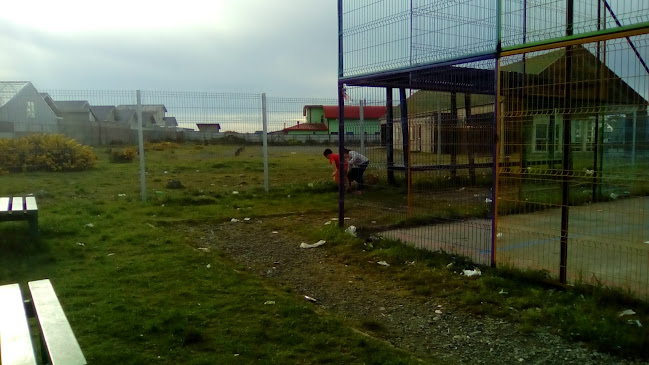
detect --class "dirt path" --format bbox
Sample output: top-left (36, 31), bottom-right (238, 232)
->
top-left (189, 215), bottom-right (640, 365)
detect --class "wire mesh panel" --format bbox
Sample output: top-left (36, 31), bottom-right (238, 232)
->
top-left (498, 35), bottom-right (649, 297)
top-left (340, 0), bottom-right (497, 78)
top-left (502, 0), bottom-right (649, 49)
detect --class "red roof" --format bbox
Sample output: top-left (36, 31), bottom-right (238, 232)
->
top-left (321, 105), bottom-right (386, 119)
top-left (283, 123), bottom-right (328, 132)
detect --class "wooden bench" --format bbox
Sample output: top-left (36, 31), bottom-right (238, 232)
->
top-left (0, 197), bottom-right (38, 235)
top-left (0, 279), bottom-right (86, 365)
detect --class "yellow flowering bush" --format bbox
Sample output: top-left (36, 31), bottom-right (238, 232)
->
top-left (109, 146), bottom-right (138, 163)
top-left (0, 134), bottom-right (98, 172)
top-left (145, 141), bottom-right (179, 151)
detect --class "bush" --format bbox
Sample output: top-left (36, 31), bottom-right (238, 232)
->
top-left (0, 134), bottom-right (97, 172)
top-left (145, 141), bottom-right (179, 151)
top-left (109, 146), bottom-right (138, 163)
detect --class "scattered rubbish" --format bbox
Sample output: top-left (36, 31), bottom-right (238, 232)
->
top-left (496, 233), bottom-right (503, 238)
top-left (346, 225), bottom-right (357, 237)
top-left (308, 183), bottom-right (314, 188)
top-left (331, 218), bottom-right (338, 221)
top-left (164, 171), bottom-right (168, 174)
top-left (485, 198), bottom-right (493, 203)
top-left (627, 319), bottom-right (643, 327)
top-left (610, 192), bottom-right (618, 199)
top-left (377, 261), bottom-right (390, 267)
top-left (107, 253), bottom-right (115, 256)
top-left (146, 223), bottom-right (156, 229)
top-left (244, 217), bottom-right (251, 221)
top-left (232, 191), bottom-right (239, 195)
top-left (272, 231), bottom-right (279, 234)
top-left (300, 240), bottom-right (326, 249)
top-left (371, 221), bottom-right (376, 224)
top-left (264, 301), bottom-right (275, 305)
top-left (446, 262), bottom-right (454, 268)
top-left (304, 295), bottom-right (317, 302)
top-left (585, 169), bottom-right (594, 175)
top-left (364, 242), bottom-right (374, 249)
top-left (206, 264), bottom-right (211, 269)
top-left (458, 187), bottom-right (465, 191)
top-left (644, 241), bottom-right (649, 244)
top-left (435, 309), bottom-right (443, 314)
top-left (198, 247), bottom-right (210, 252)
top-left (463, 267), bottom-right (482, 277)
top-left (231, 218), bottom-right (239, 222)
top-left (324, 221), bottom-right (332, 225)
top-left (85, 223), bottom-right (94, 228)
top-left (344, 217), bottom-right (351, 220)
top-left (118, 193), bottom-right (126, 197)
top-left (499, 289), bottom-right (508, 295)
top-left (618, 309), bottom-right (636, 317)
top-left (406, 261), bottom-right (415, 265)
top-left (76, 242), bottom-right (85, 246)
top-left (287, 195), bottom-right (291, 198)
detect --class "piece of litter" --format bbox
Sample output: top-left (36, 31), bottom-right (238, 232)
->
top-left (107, 253), bottom-right (115, 256)
top-left (300, 240), bottom-right (326, 249)
top-left (496, 233), bottom-right (503, 238)
top-left (331, 218), bottom-right (338, 221)
top-left (198, 247), bottom-right (209, 252)
top-left (271, 231), bottom-right (278, 234)
top-left (635, 320), bottom-right (642, 327)
top-left (264, 301), bottom-right (275, 305)
top-left (377, 261), bottom-right (390, 267)
top-left (618, 309), bottom-right (636, 317)
top-left (287, 195), bottom-right (291, 198)
top-left (371, 221), bottom-right (376, 224)
top-left (344, 217), bottom-right (351, 220)
top-left (463, 267), bottom-right (482, 277)
top-left (458, 187), bottom-right (465, 191)
top-left (231, 218), bottom-right (239, 222)
top-left (446, 262), bottom-right (454, 268)
top-left (206, 264), bottom-right (211, 269)
top-left (244, 217), bottom-right (251, 221)
top-left (499, 289), bottom-right (508, 295)
top-left (308, 183), bottom-right (314, 188)
top-left (485, 198), bottom-right (493, 203)
top-left (610, 192), bottom-right (618, 199)
top-left (146, 223), bottom-right (156, 228)
top-left (304, 295), bottom-right (317, 302)
top-left (76, 242), bottom-right (85, 246)
top-left (232, 191), bottom-right (239, 194)
top-left (85, 223), bottom-right (94, 228)
top-left (118, 193), bottom-right (126, 197)
top-left (435, 310), bottom-right (443, 314)
top-left (324, 221), bottom-right (332, 225)
top-left (346, 225), bottom-right (357, 237)
top-left (644, 241), bottom-right (649, 244)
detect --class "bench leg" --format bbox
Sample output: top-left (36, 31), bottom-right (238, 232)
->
top-left (29, 214), bottom-right (39, 237)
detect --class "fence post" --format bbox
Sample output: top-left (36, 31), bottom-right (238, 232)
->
top-left (137, 90), bottom-right (147, 202)
top-left (360, 99), bottom-right (365, 155)
top-left (262, 93), bottom-right (269, 193)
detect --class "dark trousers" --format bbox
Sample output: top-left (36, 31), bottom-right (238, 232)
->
top-left (347, 161), bottom-right (369, 190)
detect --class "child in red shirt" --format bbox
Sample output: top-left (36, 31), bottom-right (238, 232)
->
top-left (323, 148), bottom-right (349, 188)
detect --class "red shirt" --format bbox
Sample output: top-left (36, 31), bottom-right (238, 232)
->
top-left (328, 153), bottom-right (348, 171)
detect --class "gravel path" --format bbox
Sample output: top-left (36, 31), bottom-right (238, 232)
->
top-left (189, 216), bottom-right (643, 365)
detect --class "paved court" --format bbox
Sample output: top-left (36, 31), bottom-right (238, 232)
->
top-left (381, 196), bottom-right (649, 298)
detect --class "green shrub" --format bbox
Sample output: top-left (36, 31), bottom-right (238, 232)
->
top-left (0, 134), bottom-right (97, 172)
top-left (109, 146), bottom-right (138, 163)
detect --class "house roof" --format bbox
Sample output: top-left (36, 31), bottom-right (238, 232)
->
top-left (90, 106), bottom-right (115, 121)
top-left (54, 100), bottom-right (91, 113)
top-left (40, 93), bottom-right (61, 115)
top-left (115, 109), bottom-right (136, 123)
top-left (116, 104), bottom-right (168, 112)
top-left (163, 117), bottom-right (178, 127)
top-left (0, 81), bottom-right (30, 108)
top-left (283, 123), bottom-right (328, 132)
top-left (196, 123), bottom-right (221, 131)
top-left (321, 105), bottom-right (387, 119)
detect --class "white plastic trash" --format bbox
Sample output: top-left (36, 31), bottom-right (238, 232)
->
top-left (300, 240), bottom-right (326, 249)
top-left (463, 268), bottom-right (482, 277)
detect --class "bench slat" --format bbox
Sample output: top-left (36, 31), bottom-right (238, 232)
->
top-left (11, 197), bottom-right (23, 213)
top-left (0, 283), bottom-right (38, 365)
top-left (0, 197), bottom-right (9, 213)
top-left (28, 280), bottom-right (87, 365)
top-left (25, 197), bottom-right (38, 212)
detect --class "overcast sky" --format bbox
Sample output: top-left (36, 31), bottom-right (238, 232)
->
top-left (0, 1), bottom-right (339, 98)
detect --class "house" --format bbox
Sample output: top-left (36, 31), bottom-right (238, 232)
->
top-left (53, 100), bottom-right (97, 123)
top-left (196, 123), bottom-right (221, 133)
top-left (0, 82), bottom-right (60, 137)
top-left (116, 105), bottom-right (167, 127)
top-left (90, 106), bottom-right (116, 123)
top-left (280, 105), bottom-right (387, 135)
top-left (114, 108), bottom-right (138, 127)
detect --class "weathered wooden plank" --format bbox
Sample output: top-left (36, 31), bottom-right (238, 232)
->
top-left (11, 197), bottom-right (23, 213)
top-left (0, 197), bottom-right (10, 213)
top-left (28, 279), bottom-right (86, 365)
top-left (25, 197), bottom-right (38, 212)
top-left (0, 283), bottom-right (38, 365)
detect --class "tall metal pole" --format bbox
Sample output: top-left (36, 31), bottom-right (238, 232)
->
top-left (338, 84), bottom-right (346, 227)
top-left (360, 99), bottom-right (365, 155)
top-left (560, 0), bottom-right (574, 284)
top-left (399, 88), bottom-right (410, 187)
top-left (262, 93), bottom-right (269, 193)
top-left (137, 90), bottom-right (147, 202)
top-left (492, 0), bottom-right (502, 268)
top-left (386, 88), bottom-right (395, 184)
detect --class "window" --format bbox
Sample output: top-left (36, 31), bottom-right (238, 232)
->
top-left (26, 101), bottom-right (35, 119)
top-left (535, 122), bottom-right (548, 152)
